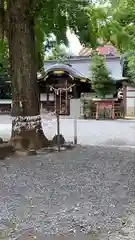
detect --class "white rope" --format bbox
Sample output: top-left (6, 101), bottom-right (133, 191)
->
top-left (49, 84), bottom-right (75, 92)
top-left (49, 84), bottom-right (75, 114)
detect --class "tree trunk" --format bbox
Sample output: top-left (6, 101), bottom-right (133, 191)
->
top-left (5, 2), bottom-right (49, 151)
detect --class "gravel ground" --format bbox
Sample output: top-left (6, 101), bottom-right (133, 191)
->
top-left (0, 145), bottom-right (135, 239)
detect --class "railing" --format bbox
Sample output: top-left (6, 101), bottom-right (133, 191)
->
top-left (84, 111), bottom-right (96, 119)
top-left (0, 110), bottom-right (11, 114)
top-left (0, 105), bottom-right (11, 114)
top-left (83, 107), bottom-right (124, 119)
top-left (115, 111), bottom-right (124, 118)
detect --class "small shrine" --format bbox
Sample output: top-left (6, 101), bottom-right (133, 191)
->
top-left (39, 63), bottom-right (91, 115)
top-left (94, 99), bottom-right (116, 120)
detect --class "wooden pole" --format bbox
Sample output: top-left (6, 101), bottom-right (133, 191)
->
top-left (54, 90), bottom-right (57, 114)
top-left (56, 113), bottom-right (60, 151)
top-left (47, 84), bottom-right (49, 112)
top-left (112, 101), bottom-right (115, 120)
top-left (74, 118), bottom-right (77, 144)
top-left (65, 80), bottom-right (68, 114)
top-left (96, 103), bottom-right (99, 120)
top-left (60, 89), bottom-right (62, 114)
top-left (73, 84), bottom-right (77, 98)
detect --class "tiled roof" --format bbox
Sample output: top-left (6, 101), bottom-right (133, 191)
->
top-left (79, 44), bottom-right (119, 57)
top-left (79, 46), bottom-right (92, 56)
top-left (44, 63), bottom-right (89, 80)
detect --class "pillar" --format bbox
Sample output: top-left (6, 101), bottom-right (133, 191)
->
top-left (73, 84), bottom-right (77, 98)
top-left (46, 84), bottom-right (49, 111)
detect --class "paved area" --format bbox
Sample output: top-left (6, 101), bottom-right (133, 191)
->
top-left (0, 145), bottom-right (135, 239)
top-left (1, 115), bottom-right (135, 148)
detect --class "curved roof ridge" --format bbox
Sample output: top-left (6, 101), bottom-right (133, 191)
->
top-left (45, 63), bottom-right (89, 79)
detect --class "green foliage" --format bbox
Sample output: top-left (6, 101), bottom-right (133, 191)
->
top-left (34, 0), bottom-right (93, 67)
top-left (35, 22), bottom-right (45, 71)
top-left (127, 55), bottom-right (135, 82)
top-left (106, 0), bottom-right (135, 80)
top-left (108, 0), bottom-right (135, 51)
top-left (84, 0), bottom-right (135, 53)
top-left (0, 37), bottom-right (8, 71)
top-left (91, 53), bottom-right (115, 98)
top-left (46, 44), bottom-right (69, 61)
top-left (35, 0), bottom-right (91, 45)
top-left (2, 0), bottom-right (135, 73)
top-left (0, 0), bottom-right (93, 71)
top-left (0, 37), bottom-right (9, 87)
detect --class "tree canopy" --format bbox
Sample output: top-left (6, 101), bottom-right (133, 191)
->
top-left (84, 0), bottom-right (135, 53)
top-left (0, 0), bottom-right (97, 70)
top-left (1, 0), bottom-right (135, 69)
top-left (1, 0), bottom-right (135, 76)
top-left (109, 0), bottom-right (135, 81)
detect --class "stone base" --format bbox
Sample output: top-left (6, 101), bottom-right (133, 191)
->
top-left (0, 138), bottom-right (3, 144)
top-left (126, 107), bottom-right (135, 117)
top-left (51, 134), bottom-right (65, 146)
top-left (11, 129), bottom-right (49, 152)
top-left (0, 143), bottom-right (14, 159)
top-left (15, 149), bottom-right (37, 156)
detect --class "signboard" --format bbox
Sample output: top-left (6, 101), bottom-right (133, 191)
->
top-left (80, 79), bottom-right (86, 82)
top-left (100, 102), bottom-right (113, 108)
top-left (94, 100), bottom-right (113, 109)
top-left (53, 70), bottom-right (64, 75)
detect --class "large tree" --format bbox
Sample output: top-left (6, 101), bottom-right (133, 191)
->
top-left (3, 0), bottom-right (48, 151)
top-left (0, 0), bottom-right (93, 151)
